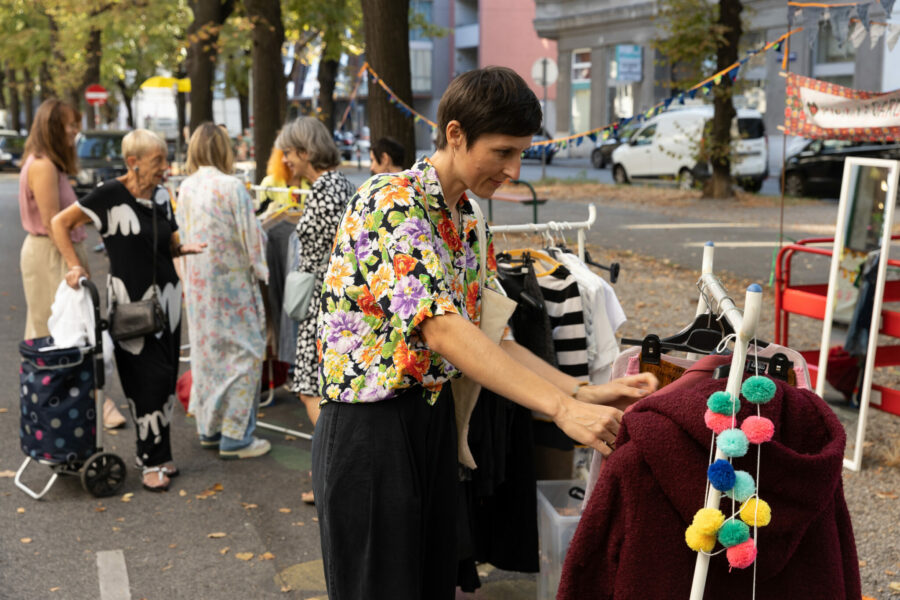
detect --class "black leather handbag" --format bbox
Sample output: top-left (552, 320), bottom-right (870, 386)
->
top-left (109, 201), bottom-right (168, 342)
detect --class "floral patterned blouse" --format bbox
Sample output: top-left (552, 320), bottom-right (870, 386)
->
top-left (317, 157), bottom-right (498, 405)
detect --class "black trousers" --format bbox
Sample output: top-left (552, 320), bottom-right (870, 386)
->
top-left (312, 384), bottom-right (457, 600)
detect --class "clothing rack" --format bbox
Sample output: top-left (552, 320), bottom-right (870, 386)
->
top-left (490, 203), bottom-right (596, 261)
top-left (690, 241), bottom-right (763, 600)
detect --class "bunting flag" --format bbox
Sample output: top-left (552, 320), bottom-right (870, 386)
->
top-left (783, 72), bottom-right (900, 141)
top-left (829, 6), bottom-right (853, 46)
top-left (888, 23), bottom-right (900, 49)
top-left (802, 7), bottom-right (822, 56)
top-left (870, 22), bottom-right (887, 48)
top-left (882, 0), bottom-right (896, 17)
top-left (850, 20), bottom-right (869, 47)
top-left (857, 3), bottom-right (870, 31)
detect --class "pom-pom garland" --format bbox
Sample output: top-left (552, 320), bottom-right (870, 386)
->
top-left (741, 375), bottom-right (775, 404)
top-left (707, 391), bottom-right (739, 416)
top-left (725, 471), bottom-right (756, 503)
top-left (691, 508), bottom-right (725, 535)
top-left (704, 409), bottom-right (733, 434)
top-left (740, 498), bottom-right (772, 527)
top-left (707, 459), bottom-right (736, 492)
top-left (717, 428), bottom-right (750, 458)
top-left (741, 416), bottom-right (775, 444)
top-left (685, 524), bottom-right (716, 552)
top-left (726, 538), bottom-right (758, 569)
top-left (717, 519), bottom-right (750, 548)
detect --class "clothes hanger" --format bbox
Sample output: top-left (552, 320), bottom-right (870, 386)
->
top-left (620, 312), bottom-right (736, 359)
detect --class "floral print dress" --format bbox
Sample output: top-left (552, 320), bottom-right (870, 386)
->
top-left (176, 166), bottom-right (269, 441)
top-left (291, 170), bottom-right (356, 396)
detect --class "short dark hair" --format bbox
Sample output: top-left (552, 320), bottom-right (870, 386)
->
top-left (370, 136), bottom-right (405, 169)
top-left (435, 66), bottom-right (542, 149)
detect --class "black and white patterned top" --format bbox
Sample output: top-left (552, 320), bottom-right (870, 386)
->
top-left (291, 169), bottom-right (356, 396)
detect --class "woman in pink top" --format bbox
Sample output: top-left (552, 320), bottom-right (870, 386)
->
top-left (18, 99), bottom-right (126, 428)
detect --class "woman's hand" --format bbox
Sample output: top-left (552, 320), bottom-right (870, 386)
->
top-left (576, 373), bottom-right (659, 409)
top-left (178, 242), bottom-right (207, 256)
top-left (65, 266), bottom-right (88, 289)
top-left (552, 398), bottom-right (623, 456)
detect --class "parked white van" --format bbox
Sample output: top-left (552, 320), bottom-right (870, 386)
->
top-left (610, 106), bottom-right (768, 192)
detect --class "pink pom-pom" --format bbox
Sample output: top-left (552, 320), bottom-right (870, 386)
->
top-left (704, 409), bottom-right (733, 434)
top-left (726, 538), bottom-right (757, 569)
top-left (741, 416), bottom-right (774, 444)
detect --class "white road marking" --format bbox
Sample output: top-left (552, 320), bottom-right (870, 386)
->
top-left (624, 222), bottom-right (759, 230)
top-left (682, 240), bottom-right (834, 248)
top-left (97, 550), bottom-right (131, 600)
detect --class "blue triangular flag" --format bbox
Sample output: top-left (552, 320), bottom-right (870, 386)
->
top-left (803, 7), bottom-right (821, 56)
top-left (882, 0), bottom-right (896, 17)
top-left (588, 133), bottom-right (597, 142)
top-left (728, 66), bottom-right (740, 81)
top-left (829, 6), bottom-right (852, 47)
top-left (857, 4), bottom-right (870, 31)
top-left (663, 98), bottom-right (673, 109)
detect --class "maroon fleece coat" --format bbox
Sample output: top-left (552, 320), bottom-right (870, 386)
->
top-left (558, 377), bottom-right (860, 600)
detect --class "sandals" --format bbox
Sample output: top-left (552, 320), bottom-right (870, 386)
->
top-left (142, 466), bottom-right (170, 493)
top-left (135, 459), bottom-right (179, 478)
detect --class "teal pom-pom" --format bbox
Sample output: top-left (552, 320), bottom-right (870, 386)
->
top-left (742, 375), bottom-right (775, 404)
top-left (707, 391), bottom-right (739, 416)
top-left (707, 459), bottom-right (736, 491)
top-left (717, 519), bottom-right (750, 548)
top-left (725, 470), bottom-right (756, 502)
top-left (717, 428), bottom-right (749, 457)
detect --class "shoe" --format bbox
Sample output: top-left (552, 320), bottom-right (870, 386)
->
top-left (142, 467), bottom-right (170, 492)
top-left (103, 398), bottom-right (127, 429)
top-left (199, 435), bottom-right (221, 449)
top-left (135, 458), bottom-right (179, 478)
top-left (219, 437), bottom-right (271, 460)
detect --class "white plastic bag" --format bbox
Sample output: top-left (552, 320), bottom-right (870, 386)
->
top-left (47, 280), bottom-right (115, 376)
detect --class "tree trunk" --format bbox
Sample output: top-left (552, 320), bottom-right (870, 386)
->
top-left (245, 0), bottom-right (285, 184)
top-left (6, 68), bottom-right (21, 132)
top-left (238, 91), bottom-right (249, 133)
top-left (702, 0), bottom-right (742, 199)
top-left (187, 0), bottom-right (236, 133)
top-left (23, 68), bottom-right (34, 131)
top-left (116, 80), bottom-right (135, 129)
top-left (361, 0), bottom-right (415, 163)
top-left (0, 68), bottom-right (6, 110)
top-left (39, 63), bottom-right (53, 101)
top-left (176, 68), bottom-right (189, 160)
top-left (79, 28), bottom-right (103, 130)
top-left (317, 54), bottom-right (339, 133)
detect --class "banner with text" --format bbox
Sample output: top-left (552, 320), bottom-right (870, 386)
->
top-left (784, 73), bottom-right (900, 141)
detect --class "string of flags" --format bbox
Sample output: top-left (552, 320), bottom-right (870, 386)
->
top-left (788, 0), bottom-right (900, 56)
top-left (364, 63), bottom-right (439, 130)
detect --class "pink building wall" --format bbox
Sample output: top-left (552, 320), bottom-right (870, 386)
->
top-left (478, 0), bottom-right (558, 102)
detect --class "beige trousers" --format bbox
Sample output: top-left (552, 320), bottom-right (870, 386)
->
top-left (20, 234), bottom-right (89, 340)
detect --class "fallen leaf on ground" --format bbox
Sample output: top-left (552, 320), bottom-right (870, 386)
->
top-left (0, 470), bottom-right (16, 478)
top-left (241, 502), bottom-right (258, 510)
top-left (49, 588), bottom-right (59, 593)
top-left (121, 493), bottom-right (134, 503)
top-left (875, 491), bottom-right (898, 499)
top-left (257, 412), bottom-right (265, 418)
top-left (886, 570), bottom-right (897, 576)
top-left (168, 544), bottom-right (177, 549)
top-left (292, 522), bottom-right (304, 527)
top-left (859, 560), bottom-right (868, 567)
top-left (284, 435), bottom-right (297, 441)
top-left (106, 430), bottom-right (118, 436)
top-left (17, 507), bottom-right (25, 514)
top-left (278, 508), bottom-right (291, 514)
top-left (0, 408), bottom-right (8, 413)
top-left (235, 552), bottom-right (254, 561)
top-left (889, 582), bottom-right (900, 592)
top-left (280, 584), bottom-right (292, 592)
top-left (94, 507), bottom-right (106, 513)
top-left (178, 490), bottom-right (186, 497)
top-left (312, 517), bottom-right (318, 522)
top-left (20, 538), bottom-right (32, 544)
top-left (219, 547), bottom-right (230, 555)
top-left (260, 552), bottom-right (275, 560)
top-left (161, 564), bottom-right (172, 572)
top-left (212, 483), bottom-right (223, 491)
top-left (116, 518), bottom-right (125, 522)
top-left (207, 532), bottom-right (227, 539)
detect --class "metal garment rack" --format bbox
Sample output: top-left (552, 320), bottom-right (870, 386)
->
top-left (489, 203), bottom-right (596, 261)
top-left (690, 241), bottom-right (763, 600)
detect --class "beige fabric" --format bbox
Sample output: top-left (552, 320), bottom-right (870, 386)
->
top-left (20, 234), bottom-right (88, 339)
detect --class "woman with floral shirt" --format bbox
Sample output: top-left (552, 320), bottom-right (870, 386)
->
top-left (313, 66), bottom-right (658, 599)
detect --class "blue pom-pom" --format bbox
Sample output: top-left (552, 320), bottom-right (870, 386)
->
top-left (725, 470), bottom-right (756, 502)
top-left (707, 391), bottom-right (739, 416)
top-left (742, 375), bottom-right (775, 404)
top-left (707, 459), bottom-right (736, 491)
top-left (718, 428), bottom-right (749, 457)
top-left (717, 519), bottom-right (750, 548)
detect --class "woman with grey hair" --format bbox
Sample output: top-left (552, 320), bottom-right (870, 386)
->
top-left (52, 129), bottom-right (205, 492)
top-left (277, 117), bottom-right (354, 465)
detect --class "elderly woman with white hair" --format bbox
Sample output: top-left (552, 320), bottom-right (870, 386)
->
top-left (51, 129), bottom-right (205, 492)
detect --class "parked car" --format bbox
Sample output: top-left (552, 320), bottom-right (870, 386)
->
top-left (782, 139), bottom-right (900, 197)
top-left (521, 129), bottom-right (558, 164)
top-left (73, 130), bottom-right (128, 195)
top-left (334, 130), bottom-right (355, 160)
top-left (610, 106), bottom-right (768, 192)
top-left (0, 129), bottom-right (25, 170)
top-left (591, 121), bottom-right (640, 169)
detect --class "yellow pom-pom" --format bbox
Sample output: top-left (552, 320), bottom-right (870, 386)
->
top-left (740, 498), bottom-right (772, 527)
top-left (692, 507), bottom-right (725, 535)
top-left (685, 524), bottom-right (716, 552)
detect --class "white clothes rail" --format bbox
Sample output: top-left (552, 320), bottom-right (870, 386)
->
top-left (490, 203), bottom-right (596, 261)
top-left (690, 241), bottom-right (763, 600)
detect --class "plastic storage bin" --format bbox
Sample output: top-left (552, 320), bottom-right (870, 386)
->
top-left (536, 479), bottom-right (585, 600)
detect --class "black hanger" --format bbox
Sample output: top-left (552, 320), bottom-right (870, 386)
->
top-left (584, 250), bottom-right (620, 284)
top-left (621, 312), bottom-right (738, 362)
top-left (712, 352), bottom-right (792, 382)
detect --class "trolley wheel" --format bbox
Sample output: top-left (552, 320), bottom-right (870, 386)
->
top-left (81, 452), bottom-right (127, 497)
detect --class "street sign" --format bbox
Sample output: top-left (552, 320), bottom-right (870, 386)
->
top-left (85, 84), bottom-right (109, 106)
top-left (531, 57), bottom-right (558, 88)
